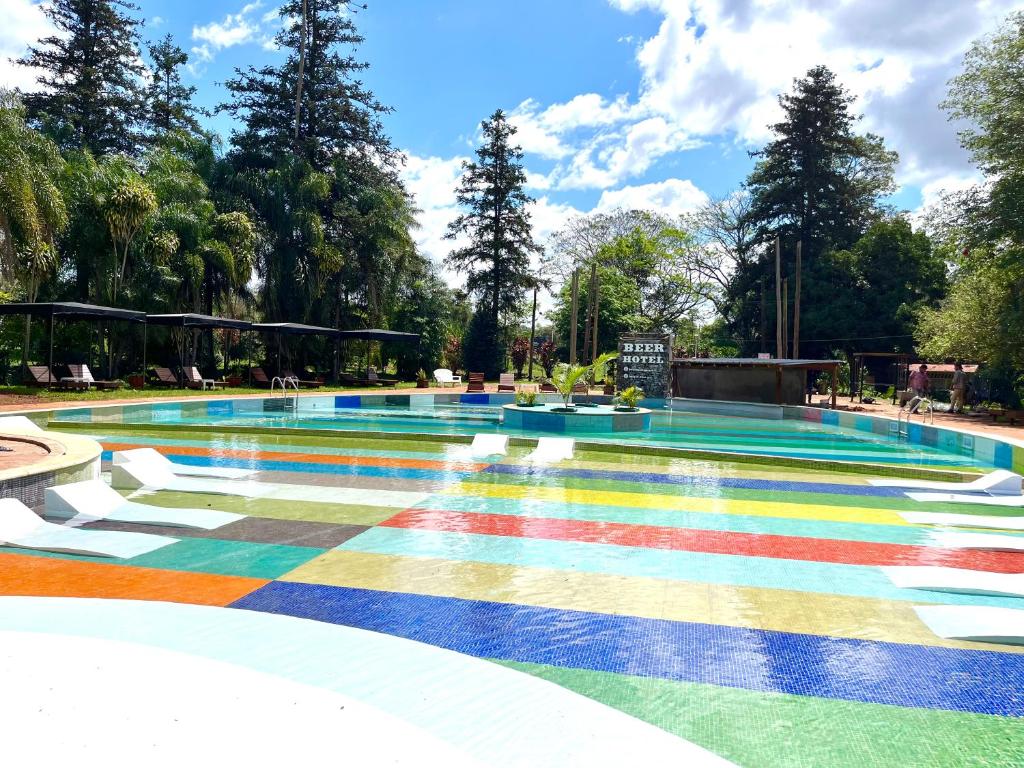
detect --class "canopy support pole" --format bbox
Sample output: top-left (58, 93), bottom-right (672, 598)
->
top-left (47, 312), bottom-right (54, 388)
top-left (141, 324), bottom-right (147, 388)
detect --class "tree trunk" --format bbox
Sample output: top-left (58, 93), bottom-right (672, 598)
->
top-left (293, 0), bottom-right (308, 142)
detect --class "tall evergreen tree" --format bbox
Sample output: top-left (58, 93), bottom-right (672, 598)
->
top-left (16, 0), bottom-right (145, 155)
top-left (726, 66), bottom-right (898, 357)
top-left (445, 109), bottom-right (540, 374)
top-left (146, 35), bottom-right (201, 137)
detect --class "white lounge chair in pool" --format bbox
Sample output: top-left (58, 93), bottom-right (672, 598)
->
top-left (111, 461), bottom-right (268, 498)
top-left (914, 605), bottom-right (1024, 645)
top-left (112, 447), bottom-right (255, 479)
top-left (469, 433), bottom-right (508, 459)
top-left (900, 511), bottom-right (1024, 531)
top-left (870, 469), bottom-right (1022, 495)
top-left (927, 530), bottom-right (1024, 552)
top-left (433, 368), bottom-right (461, 387)
top-left (525, 437), bottom-right (575, 463)
top-left (905, 491), bottom-right (1024, 506)
top-left (0, 498), bottom-right (177, 558)
top-left (882, 565), bottom-right (1024, 598)
top-left (0, 416), bottom-right (43, 432)
top-left (45, 480), bottom-right (243, 530)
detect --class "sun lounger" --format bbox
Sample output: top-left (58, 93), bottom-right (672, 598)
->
top-left (0, 416), bottom-right (43, 432)
top-left (67, 364), bottom-right (121, 390)
top-left (26, 364), bottom-right (87, 391)
top-left (150, 366), bottom-right (179, 387)
top-left (539, 381), bottom-right (556, 393)
top-left (870, 469), bottom-right (1021, 495)
top-left (497, 373), bottom-right (516, 392)
top-left (882, 565), bottom-right (1024, 598)
top-left (111, 447), bottom-right (255, 479)
top-left (45, 480), bottom-right (243, 530)
top-left (926, 530), bottom-right (1024, 552)
top-left (525, 437), bottom-right (575, 463)
top-left (250, 367), bottom-right (273, 388)
top-left (0, 498), bottom-right (176, 558)
top-left (466, 372), bottom-right (485, 392)
top-left (281, 369), bottom-right (322, 388)
top-left (111, 461), bottom-right (268, 497)
top-left (184, 366), bottom-right (225, 390)
top-left (906, 491), bottom-right (1024, 506)
top-left (914, 605), bottom-right (1024, 645)
top-left (469, 433), bottom-right (508, 458)
top-left (900, 511), bottom-right (1024, 531)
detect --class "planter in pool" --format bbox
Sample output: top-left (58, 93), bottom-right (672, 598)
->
top-left (502, 402), bottom-right (651, 433)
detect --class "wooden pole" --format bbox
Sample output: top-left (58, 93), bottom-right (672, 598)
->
top-left (590, 263), bottom-right (599, 363)
top-left (581, 263), bottom-right (596, 365)
top-left (793, 240), bottom-right (802, 359)
top-left (569, 270), bottom-right (579, 365)
top-left (782, 278), bottom-right (789, 359)
top-left (759, 277), bottom-right (767, 353)
top-left (774, 235), bottom-right (783, 358)
top-left (528, 285), bottom-right (537, 381)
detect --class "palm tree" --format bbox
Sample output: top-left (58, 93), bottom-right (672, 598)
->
top-left (552, 351), bottom-right (617, 409)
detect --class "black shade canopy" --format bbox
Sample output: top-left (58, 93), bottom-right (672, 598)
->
top-left (336, 329), bottom-right (420, 343)
top-left (252, 322), bottom-right (341, 338)
top-left (0, 302), bottom-right (146, 322)
top-left (147, 313), bottom-right (252, 331)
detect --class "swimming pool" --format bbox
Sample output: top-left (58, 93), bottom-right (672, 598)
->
top-left (5, 399), bottom-right (1024, 764)
top-left (47, 393), bottom-right (1023, 472)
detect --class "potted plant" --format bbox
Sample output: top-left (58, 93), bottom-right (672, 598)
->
top-left (552, 352), bottom-right (617, 412)
top-left (416, 368), bottom-right (429, 388)
top-left (515, 390), bottom-right (539, 407)
top-left (603, 373), bottom-right (615, 396)
top-left (615, 385), bottom-right (644, 411)
top-left (126, 372), bottom-right (145, 389)
top-left (226, 369), bottom-right (243, 387)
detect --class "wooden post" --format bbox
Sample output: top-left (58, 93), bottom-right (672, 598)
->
top-left (591, 265), bottom-right (600, 363)
top-left (774, 235), bottom-right (783, 358)
top-left (569, 270), bottom-right (579, 365)
top-left (759, 277), bottom-right (767, 353)
top-left (581, 263), bottom-right (596, 365)
top-left (782, 278), bottom-right (789, 360)
top-left (528, 285), bottom-right (537, 381)
top-left (831, 366), bottom-right (838, 410)
top-left (793, 240), bottom-right (802, 359)
top-left (775, 365), bottom-right (783, 404)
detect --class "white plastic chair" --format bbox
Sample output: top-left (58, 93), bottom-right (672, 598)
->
top-left (914, 605), bottom-right (1024, 645)
top-left (525, 437), bottom-right (575, 463)
top-left (111, 461), bottom-right (268, 497)
top-left (433, 369), bottom-right (462, 387)
top-left (870, 469), bottom-right (1021, 495)
top-left (112, 447), bottom-right (255, 479)
top-left (46, 480), bottom-right (243, 530)
top-left (0, 498), bottom-right (177, 558)
top-left (883, 565), bottom-right (1024, 598)
top-left (469, 433), bottom-right (508, 458)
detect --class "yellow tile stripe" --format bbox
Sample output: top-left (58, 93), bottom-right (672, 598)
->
top-left (282, 550), bottom-right (1022, 654)
top-left (447, 481), bottom-right (907, 526)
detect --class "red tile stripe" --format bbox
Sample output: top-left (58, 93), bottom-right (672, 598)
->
top-left (381, 508), bottom-right (1024, 572)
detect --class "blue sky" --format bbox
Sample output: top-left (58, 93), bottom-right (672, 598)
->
top-left (4, 0), bottom-right (1022, 287)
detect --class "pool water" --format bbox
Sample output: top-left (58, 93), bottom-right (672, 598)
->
top-left (56, 400), bottom-right (993, 470)
top-left (4, 424), bottom-right (1023, 766)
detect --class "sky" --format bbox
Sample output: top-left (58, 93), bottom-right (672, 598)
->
top-left (3, 0), bottom-right (1022, 301)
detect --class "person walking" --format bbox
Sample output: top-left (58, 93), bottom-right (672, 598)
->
top-left (950, 362), bottom-right (968, 414)
top-left (907, 364), bottom-right (930, 413)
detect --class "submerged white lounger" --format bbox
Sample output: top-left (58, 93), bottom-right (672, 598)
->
top-left (525, 437), bottom-right (575, 463)
top-left (0, 416), bottom-right (43, 432)
top-left (45, 480), bottom-right (243, 530)
top-left (906, 491), bottom-right (1024, 506)
top-left (0, 498), bottom-right (176, 558)
top-left (469, 433), bottom-right (508, 459)
top-left (928, 530), bottom-right (1024, 552)
top-left (870, 469), bottom-right (1022, 495)
top-left (883, 565), bottom-right (1024, 598)
top-left (914, 605), bottom-right (1024, 645)
top-left (112, 447), bottom-right (255, 479)
top-left (900, 511), bottom-right (1024, 531)
top-left (111, 461), bottom-right (268, 498)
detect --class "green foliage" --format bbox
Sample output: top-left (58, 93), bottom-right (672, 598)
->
top-left (538, 340), bottom-right (557, 377)
top-left (516, 389), bottom-right (537, 406)
top-left (18, 0), bottom-right (146, 155)
top-left (146, 35), bottom-right (201, 136)
top-left (390, 258), bottom-right (457, 379)
top-left (551, 351), bottom-right (617, 409)
top-left (509, 337), bottom-right (530, 377)
top-left (462, 311), bottom-right (502, 378)
top-left (616, 385), bottom-right (643, 409)
top-left (552, 264), bottom-right (643, 357)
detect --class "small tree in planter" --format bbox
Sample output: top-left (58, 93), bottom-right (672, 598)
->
top-left (509, 336), bottom-right (530, 378)
top-left (552, 352), bottom-right (617, 411)
top-left (615, 385), bottom-right (644, 411)
top-left (539, 340), bottom-right (557, 378)
top-left (416, 369), bottom-right (429, 388)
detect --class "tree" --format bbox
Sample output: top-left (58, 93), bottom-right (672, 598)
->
top-left (446, 109), bottom-right (541, 361)
top-left (688, 193), bottom-right (757, 314)
top-left (146, 35), bottom-right (201, 136)
top-left (509, 337), bottom-right (529, 378)
top-left (390, 257), bottom-right (455, 378)
top-left (17, 0), bottom-right (145, 155)
top-left (551, 264), bottom-right (644, 357)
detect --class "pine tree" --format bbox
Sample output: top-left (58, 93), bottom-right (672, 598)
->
top-left (16, 0), bottom-right (146, 155)
top-left (222, 0), bottom-right (391, 171)
top-left (445, 109), bottom-right (540, 376)
top-left (146, 35), bottom-right (201, 137)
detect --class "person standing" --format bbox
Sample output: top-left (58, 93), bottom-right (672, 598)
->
top-left (907, 364), bottom-right (930, 413)
top-left (950, 362), bottom-right (968, 413)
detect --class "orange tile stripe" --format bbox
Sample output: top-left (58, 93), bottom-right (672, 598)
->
top-left (0, 552), bottom-right (267, 606)
top-left (101, 442), bottom-right (487, 472)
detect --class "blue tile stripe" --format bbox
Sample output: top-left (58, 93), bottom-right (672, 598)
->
top-left (483, 464), bottom-right (909, 498)
top-left (230, 581), bottom-right (1024, 716)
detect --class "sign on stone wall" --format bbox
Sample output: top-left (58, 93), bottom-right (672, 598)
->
top-left (617, 333), bottom-right (672, 399)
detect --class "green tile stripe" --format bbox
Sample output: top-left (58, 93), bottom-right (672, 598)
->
top-left (496, 661), bottom-right (1024, 768)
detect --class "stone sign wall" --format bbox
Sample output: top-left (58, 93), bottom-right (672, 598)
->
top-left (617, 333), bottom-right (672, 399)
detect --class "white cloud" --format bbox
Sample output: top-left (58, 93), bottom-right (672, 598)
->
top-left (190, 1), bottom-right (279, 72)
top-left (596, 178), bottom-right (709, 216)
top-left (0, 0), bottom-right (57, 92)
top-left (150, 16), bottom-right (165, 28)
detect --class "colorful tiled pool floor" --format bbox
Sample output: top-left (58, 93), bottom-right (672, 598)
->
top-left (3, 426), bottom-right (1023, 767)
